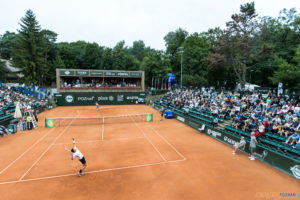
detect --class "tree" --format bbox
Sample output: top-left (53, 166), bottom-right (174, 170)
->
top-left (112, 41), bottom-right (127, 70)
top-left (13, 9), bottom-right (46, 84)
top-left (140, 50), bottom-right (171, 87)
top-left (128, 40), bottom-right (146, 61)
top-left (0, 31), bottom-right (17, 60)
top-left (0, 60), bottom-right (6, 81)
top-left (40, 29), bottom-right (59, 85)
top-left (269, 45), bottom-right (300, 92)
top-left (182, 33), bottom-right (210, 86)
top-left (164, 28), bottom-right (188, 78)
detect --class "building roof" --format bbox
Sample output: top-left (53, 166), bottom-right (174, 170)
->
top-left (0, 59), bottom-right (24, 78)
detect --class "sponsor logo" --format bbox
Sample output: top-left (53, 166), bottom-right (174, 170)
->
top-left (290, 165), bottom-right (300, 180)
top-left (46, 119), bottom-right (53, 127)
top-left (117, 95), bottom-right (124, 102)
top-left (224, 136), bottom-right (238, 145)
top-left (207, 129), bottom-right (221, 138)
top-left (78, 96), bottom-right (95, 101)
top-left (77, 71), bottom-right (87, 75)
top-left (109, 96), bottom-right (114, 101)
top-left (176, 116), bottom-right (185, 122)
top-left (279, 193), bottom-right (300, 198)
top-left (256, 150), bottom-right (268, 160)
top-left (126, 96), bottom-right (139, 100)
top-left (98, 96), bottom-right (109, 101)
top-left (65, 95), bottom-right (74, 103)
top-left (64, 70), bottom-right (70, 75)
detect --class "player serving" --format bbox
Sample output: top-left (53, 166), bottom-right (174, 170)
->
top-left (96, 102), bottom-right (99, 111)
top-left (64, 138), bottom-right (87, 177)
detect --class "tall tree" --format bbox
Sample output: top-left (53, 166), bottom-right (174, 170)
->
top-left (209, 2), bottom-right (258, 89)
top-left (269, 45), bottom-right (300, 92)
top-left (0, 60), bottom-right (6, 82)
top-left (129, 40), bottom-right (146, 61)
top-left (226, 2), bottom-right (258, 88)
top-left (182, 33), bottom-right (210, 86)
top-left (164, 28), bottom-right (188, 79)
top-left (112, 41), bottom-right (127, 70)
top-left (140, 50), bottom-right (171, 87)
top-left (0, 31), bottom-right (17, 60)
top-left (13, 9), bottom-right (46, 84)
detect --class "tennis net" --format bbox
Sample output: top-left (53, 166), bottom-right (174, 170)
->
top-left (45, 113), bottom-right (153, 127)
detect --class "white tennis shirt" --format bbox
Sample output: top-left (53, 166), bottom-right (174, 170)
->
top-left (72, 148), bottom-right (84, 160)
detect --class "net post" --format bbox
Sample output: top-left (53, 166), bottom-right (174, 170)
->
top-left (146, 113), bottom-right (153, 122)
top-left (45, 118), bottom-right (54, 127)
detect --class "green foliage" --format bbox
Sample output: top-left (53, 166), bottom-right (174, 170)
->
top-left (0, 60), bottom-right (7, 81)
top-left (13, 9), bottom-right (46, 85)
top-left (140, 50), bottom-right (170, 86)
top-left (269, 45), bottom-right (300, 91)
top-left (182, 33), bottom-right (210, 85)
top-left (0, 31), bottom-right (17, 59)
top-left (183, 74), bottom-right (208, 86)
top-left (269, 56), bottom-right (300, 91)
top-left (1, 4), bottom-right (299, 90)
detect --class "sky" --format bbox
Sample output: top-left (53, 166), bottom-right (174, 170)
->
top-left (0, 0), bottom-right (299, 50)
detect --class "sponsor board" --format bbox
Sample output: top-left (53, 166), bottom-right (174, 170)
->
top-left (167, 111), bottom-right (300, 180)
top-left (207, 129), bottom-right (222, 138)
top-left (290, 165), bottom-right (300, 180)
top-left (56, 92), bottom-right (146, 105)
top-left (176, 116), bottom-right (185, 122)
top-left (78, 96), bottom-right (95, 101)
top-left (224, 136), bottom-right (238, 145)
top-left (65, 95), bottom-right (74, 103)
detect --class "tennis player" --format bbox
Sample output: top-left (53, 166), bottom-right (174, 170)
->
top-left (96, 102), bottom-right (99, 111)
top-left (232, 136), bottom-right (246, 155)
top-left (160, 107), bottom-right (164, 121)
top-left (64, 138), bottom-right (87, 177)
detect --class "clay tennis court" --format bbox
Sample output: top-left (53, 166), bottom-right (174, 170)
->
top-left (0, 105), bottom-right (299, 200)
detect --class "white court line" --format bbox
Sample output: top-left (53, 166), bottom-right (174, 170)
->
top-left (141, 107), bottom-right (186, 161)
top-left (53, 136), bottom-right (145, 146)
top-left (18, 118), bottom-right (76, 181)
top-left (0, 159), bottom-right (186, 185)
top-left (0, 127), bottom-right (57, 175)
top-left (0, 111), bottom-right (78, 176)
top-left (146, 123), bottom-right (186, 161)
top-left (127, 112), bottom-right (167, 162)
top-left (101, 116), bottom-right (104, 141)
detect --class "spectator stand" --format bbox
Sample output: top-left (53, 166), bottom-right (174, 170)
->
top-left (153, 88), bottom-right (300, 180)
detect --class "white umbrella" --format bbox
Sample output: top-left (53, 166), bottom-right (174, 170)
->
top-left (14, 102), bottom-right (22, 119)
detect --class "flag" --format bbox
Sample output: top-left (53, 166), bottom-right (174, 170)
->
top-left (35, 86), bottom-right (40, 99)
top-left (40, 88), bottom-right (44, 99)
top-left (24, 86), bottom-right (28, 94)
top-left (18, 83), bottom-right (23, 93)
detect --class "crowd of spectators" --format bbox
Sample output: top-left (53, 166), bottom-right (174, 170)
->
top-left (61, 79), bottom-right (140, 89)
top-left (0, 85), bottom-right (47, 136)
top-left (160, 88), bottom-right (300, 149)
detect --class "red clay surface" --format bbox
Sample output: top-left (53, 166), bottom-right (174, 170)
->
top-left (0, 105), bottom-right (299, 200)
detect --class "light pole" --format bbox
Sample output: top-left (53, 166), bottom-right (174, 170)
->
top-left (178, 47), bottom-right (184, 88)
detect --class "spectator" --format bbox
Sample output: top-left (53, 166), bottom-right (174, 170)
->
top-left (212, 116), bottom-right (219, 128)
top-left (249, 132), bottom-right (258, 161)
top-left (285, 132), bottom-right (299, 146)
top-left (232, 137), bottom-right (246, 155)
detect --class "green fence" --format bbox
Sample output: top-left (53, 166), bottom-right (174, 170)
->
top-left (153, 104), bottom-right (300, 180)
top-left (54, 92), bottom-right (146, 106)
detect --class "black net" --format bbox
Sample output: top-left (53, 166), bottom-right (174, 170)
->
top-left (51, 114), bottom-right (147, 127)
